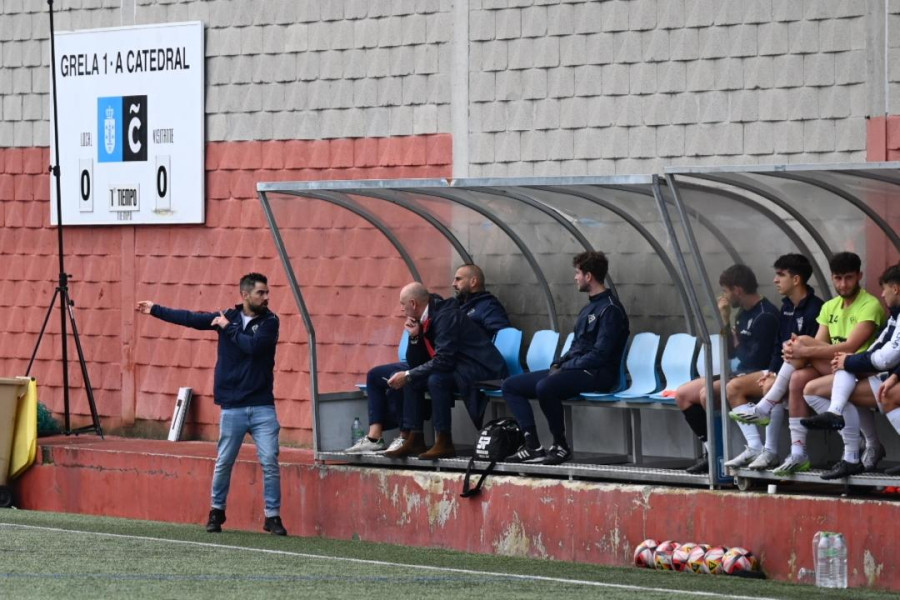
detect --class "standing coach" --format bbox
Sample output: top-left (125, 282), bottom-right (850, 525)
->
top-left (136, 272), bottom-right (287, 536)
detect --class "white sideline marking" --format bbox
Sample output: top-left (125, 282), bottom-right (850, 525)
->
top-left (1, 523), bottom-right (783, 600)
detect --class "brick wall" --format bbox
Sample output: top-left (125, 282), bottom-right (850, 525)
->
top-left (0, 136), bottom-right (452, 443)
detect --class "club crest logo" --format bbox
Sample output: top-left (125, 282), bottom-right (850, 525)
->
top-left (796, 317), bottom-right (803, 331)
top-left (588, 314), bottom-right (596, 323)
top-left (104, 106), bottom-right (116, 154)
top-left (252, 324), bottom-right (259, 333)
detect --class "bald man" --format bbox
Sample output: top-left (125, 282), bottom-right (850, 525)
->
top-left (346, 264), bottom-right (510, 456)
top-left (452, 264), bottom-right (511, 338)
top-left (381, 282), bottom-right (507, 460)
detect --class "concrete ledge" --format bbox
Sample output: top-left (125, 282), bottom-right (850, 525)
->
top-left (11, 436), bottom-right (900, 591)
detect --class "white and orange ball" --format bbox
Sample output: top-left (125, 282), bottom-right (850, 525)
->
top-left (633, 539), bottom-right (658, 569)
top-left (702, 546), bottom-right (729, 575)
top-left (722, 546), bottom-right (760, 574)
top-left (653, 540), bottom-right (680, 570)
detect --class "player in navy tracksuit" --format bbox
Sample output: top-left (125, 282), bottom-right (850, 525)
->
top-left (137, 272), bottom-right (287, 536)
top-left (676, 264), bottom-right (779, 474)
top-left (346, 264), bottom-right (510, 455)
top-left (502, 251), bottom-right (629, 465)
top-left (723, 254), bottom-right (824, 471)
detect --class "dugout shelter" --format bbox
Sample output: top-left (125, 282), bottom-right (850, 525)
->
top-left (258, 162), bottom-right (900, 489)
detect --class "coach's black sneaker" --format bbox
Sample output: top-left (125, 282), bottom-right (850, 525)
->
top-left (206, 508), bottom-right (226, 533)
top-left (820, 460), bottom-right (864, 480)
top-left (685, 453), bottom-right (709, 475)
top-left (541, 444), bottom-right (572, 466)
top-left (505, 444), bottom-right (546, 463)
top-left (801, 411), bottom-right (845, 431)
top-left (264, 515), bottom-right (288, 536)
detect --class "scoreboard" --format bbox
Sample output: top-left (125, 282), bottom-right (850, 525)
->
top-left (50, 22), bottom-right (205, 225)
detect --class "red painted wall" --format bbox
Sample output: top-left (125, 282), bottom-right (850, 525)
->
top-left (864, 116), bottom-right (900, 287)
top-left (0, 135), bottom-right (453, 444)
top-left (16, 437), bottom-right (900, 591)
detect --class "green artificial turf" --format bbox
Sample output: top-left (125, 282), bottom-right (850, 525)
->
top-left (0, 509), bottom-right (889, 600)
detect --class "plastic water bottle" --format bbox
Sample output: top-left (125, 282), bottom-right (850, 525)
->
top-left (351, 417), bottom-right (364, 446)
top-left (831, 533), bottom-right (848, 588)
top-left (815, 532), bottom-right (833, 587)
top-left (815, 532), bottom-right (848, 588)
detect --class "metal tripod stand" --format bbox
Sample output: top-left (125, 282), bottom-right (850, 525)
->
top-left (25, 0), bottom-right (103, 438)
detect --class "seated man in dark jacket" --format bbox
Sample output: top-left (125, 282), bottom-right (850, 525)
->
top-left (502, 251), bottom-right (630, 465)
top-left (346, 264), bottom-right (511, 455)
top-left (382, 282), bottom-right (508, 460)
top-left (453, 264), bottom-right (511, 339)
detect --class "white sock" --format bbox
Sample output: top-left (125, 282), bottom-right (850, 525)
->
top-left (758, 363), bottom-right (795, 416)
top-left (887, 409), bottom-right (900, 435)
top-left (840, 404), bottom-right (861, 463)
top-left (764, 403), bottom-right (785, 454)
top-left (858, 407), bottom-right (878, 447)
top-left (829, 370), bottom-right (858, 415)
top-left (804, 394), bottom-right (830, 414)
top-left (789, 417), bottom-right (808, 459)
top-left (738, 422), bottom-right (762, 450)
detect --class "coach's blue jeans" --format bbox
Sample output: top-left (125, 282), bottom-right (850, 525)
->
top-left (366, 362), bottom-right (407, 430)
top-left (211, 405), bottom-right (281, 517)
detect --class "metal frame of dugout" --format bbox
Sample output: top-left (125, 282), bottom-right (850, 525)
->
top-left (257, 162), bottom-right (900, 490)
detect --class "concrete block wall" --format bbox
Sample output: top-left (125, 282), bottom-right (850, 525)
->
top-left (3, 0), bottom-right (900, 441)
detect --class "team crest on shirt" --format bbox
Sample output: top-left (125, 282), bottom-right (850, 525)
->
top-left (746, 318), bottom-right (753, 329)
top-left (588, 314), bottom-right (596, 323)
top-left (252, 324), bottom-right (259, 333)
top-left (467, 308), bottom-right (476, 316)
top-left (796, 317), bottom-right (804, 331)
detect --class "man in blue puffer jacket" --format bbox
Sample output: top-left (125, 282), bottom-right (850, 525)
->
top-left (136, 272), bottom-right (286, 537)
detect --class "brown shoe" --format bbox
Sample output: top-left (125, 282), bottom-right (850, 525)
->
top-left (383, 431), bottom-right (427, 458)
top-left (418, 432), bottom-right (456, 460)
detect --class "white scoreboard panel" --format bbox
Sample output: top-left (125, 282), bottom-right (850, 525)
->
top-left (50, 22), bottom-right (205, 225)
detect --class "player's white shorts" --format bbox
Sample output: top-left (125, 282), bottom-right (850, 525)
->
top-left (869, 373), bottom-right (888, 413)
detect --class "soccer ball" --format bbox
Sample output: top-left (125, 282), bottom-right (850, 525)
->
top-left (653, 540), bottom-right (680, 570)
top-left (722, 547), bottom-right (759, 574)
top-left (702, 546), bottom-right (729, 575)
top-left (633, 539), bottom-right (658, 568)
top-left (672, 543), bottom-right (697, 572)
top-left (686, 544), bottom-right (710, 574)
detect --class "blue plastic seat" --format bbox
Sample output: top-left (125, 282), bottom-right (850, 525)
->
top-left (356, 331), bottom-right (410, 392)
top-left (581, 332), bottom-right (660, 401)
top-left (493, 327), bottom-right (524, 377)
top-left (560, 332), bottom-right (574, 356)
top-left (397, 329), bottom-right (409, 362)
top-left (482, 329), bottom-right (558, 398)
top-left (526, 329), bottom-right (561, 371)
top-left (646, 333), bottom-right (698, 405)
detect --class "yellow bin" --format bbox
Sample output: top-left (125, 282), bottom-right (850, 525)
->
top-left (0, 377), bottom-right (32, 508)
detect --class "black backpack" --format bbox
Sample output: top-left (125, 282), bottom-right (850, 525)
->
top-left (460, 418), bottom-right (524, 498)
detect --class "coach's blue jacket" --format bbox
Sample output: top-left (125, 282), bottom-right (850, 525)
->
top-left (150, 304), bottom-right (279, 408)
top-left (457, 291), bottom-right (511, 338)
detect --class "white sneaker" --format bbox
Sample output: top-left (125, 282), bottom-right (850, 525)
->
top-left (724, 446), bottom-right (762, 469)
top-left (379, 436), bottom-right (406, 454)
top-left (746, 448), bottom-right (779, 470)
top-left (728, 402), bottom-right (770, 426)
top-left (344, 437), bottom-right (386, 454)
top-left (771, 454), bottom-right (811, 477)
